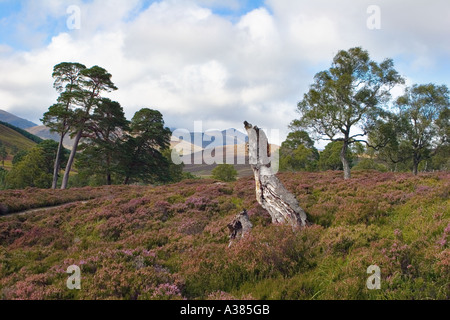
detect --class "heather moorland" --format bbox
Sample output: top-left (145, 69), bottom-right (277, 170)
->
top-left (0, 170), bottom-right (448, 300)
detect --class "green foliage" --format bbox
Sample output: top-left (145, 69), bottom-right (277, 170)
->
top-left (74, 106), bottom-right (178, 187)
top-left (396, 84), bottom-right (449, 174)
top-left (118, 109), bottom-right (172, 185)
top-left (54, 63), bottom-right (118, 189)
top-left (161, 149), bottom-right (186, 183)
top-left (294, 47), bottom-right (404, 179)
top-left (0, 167), bottom-right (7, 190)
top-left (39, 62), bottom-right (175, 189)
top-left (282, 130), bottom-right (315, 150)
top-left (43, 63), bottom-right (87, 189)
top-left (280, 144), bottom-right (318, 172)
top-left (352, 159), bottom-right (388, 172)
top-left (318, 141), bottom-right (354, 171)
top-left (0, 144), bottom-right (7, 167)
top-left (5, 141), bottom-right (60, 189)
top-left (280, 130), bottom-right (319, 172)
top-left (430, 144), bottom-right (450, 171)
top-left (39, 140), bottom-right (66, 171)
top-left (12, 150), bottom-right (28, 166)
top-left (182, 172), bottom-right (200, 180)
top-left (370, 84), bottom-right (449, 174)
top-left (211, 164), bottom-right (238, 182)
top-left (6, 149), bottom-right (51, 189)
top-left (77, 98), bottom-right (129, 185)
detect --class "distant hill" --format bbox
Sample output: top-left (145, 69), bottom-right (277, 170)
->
top-left (26, 125), bottom-right (75, 149)
top-left (170, 136), bottom-right (203, 157)
top-left (171, 129), bottom-right (249, 178)
top-left (25, 127), bottom-right (247, 152)
top-left (182, 143), bottom-right (280, 178)
top-left (172, 129), bottom-right (248, 149)
top-left (0, 122), bottom-right (38, 155)
top-left (0, 109), bottom-right (37, 129)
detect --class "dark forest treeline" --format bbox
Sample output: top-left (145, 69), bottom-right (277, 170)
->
top-left (0, 120), bottom-right (43, 144)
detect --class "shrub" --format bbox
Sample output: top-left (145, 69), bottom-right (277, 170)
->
top-left (352, 159), bottom-right (388, 172)
top-left (212, 164), bottom-right (238, 182)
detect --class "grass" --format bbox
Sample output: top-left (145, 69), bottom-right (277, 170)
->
top-left (1, 160), bottom-right (13, 171)
top-left (0, 185), bottom-right (146, 215)
top-left (0, 171), bottom-right (448, 300)
top-left (184, 163), bottom-right (253, 178)
top-left (0, 124), bottom-right (37, 155)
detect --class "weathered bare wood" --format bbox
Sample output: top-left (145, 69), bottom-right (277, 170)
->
top-left (228, 209), bottom-right (253, 247)
top-left (244, 121), bottom-right (309, 228)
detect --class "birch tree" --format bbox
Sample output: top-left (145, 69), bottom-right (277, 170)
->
top-left (294, 47), bottom-right (404, 179)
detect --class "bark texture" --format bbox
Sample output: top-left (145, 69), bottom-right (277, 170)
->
top-left (228, 209), bottom-right (253, 247)
top-left (52, 133), bottom-right (65, 189)
top-left (61, 130), bottom-right (82, 190)
top-left (340, 141), bottom-right (351, 180)
top-left (244, 121), bottom-right (309, 228)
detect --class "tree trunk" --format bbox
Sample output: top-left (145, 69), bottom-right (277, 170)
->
top-left (61, 130), bottom-right (83, 190)
top-left (106, 155), bottom-right (112, 185)
top-left (228, 209), bottom-right (253, 247)
top-left (340, 141), bottom-right (351, 180)
top-left (413, 156), bottom-right (419, 176)
top-left (52, 133), bottom-right (65, 189)
top-left (244, 121), bottom-right (309, 228)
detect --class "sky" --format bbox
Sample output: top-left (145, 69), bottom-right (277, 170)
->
top-left (0, 0), bottom-right (449, 146)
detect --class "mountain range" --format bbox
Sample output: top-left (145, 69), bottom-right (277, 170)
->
top-left (0, 110), bottom-right (37, 130)
top-left (0, 109), bottom-right (281, 177)
top-left (0, 109), bottom-right (253, 153)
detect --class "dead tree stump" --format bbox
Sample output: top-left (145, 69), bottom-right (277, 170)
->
top-left (244, 121), bottom-right (309, 228)
top-left (228, 209), bottom-right (253, 247)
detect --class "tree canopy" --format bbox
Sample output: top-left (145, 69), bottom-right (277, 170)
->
top-left (212, 164), bottom-right (238, 182)
top-left (118, 108), bottom-right (172, 185)
top-left (60, 64), bottom-right (118, 189)
top-left (5, 141), bottom-right (61, 189)
top-left (369, 83), bottom-right (449, 175)
top-left (279, 130), bottom-right (319, 172)
top-left (77, 98), bottom-right (129, 185)
top-left (42, 62), bottom-right (86, 189)
top-left (293, 47), bottom-right (404, 179)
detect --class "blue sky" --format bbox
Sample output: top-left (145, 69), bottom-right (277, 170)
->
top-left (0, 0), bottom-right (449, 146)
top-left (0, 0), bottom-right (267, 51)
top-left (0, 0), bottom-right (23, 48)
top-left (0, 0), bottom-right (22, 17)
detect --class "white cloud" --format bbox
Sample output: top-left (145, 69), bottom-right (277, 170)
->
top-left (0, 0), bottom-right (449, 146)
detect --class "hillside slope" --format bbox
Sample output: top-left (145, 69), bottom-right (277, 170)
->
top-left (26, 125), bottom-right (75, 149)
top-left (0, 110), bottom-right (37, 129)
top-left (0, 123), bottom-right (37, 154)
top-left (182, 144), bottom-right (280, 178)
top-left (0, 171), bottom-right (448, 300)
